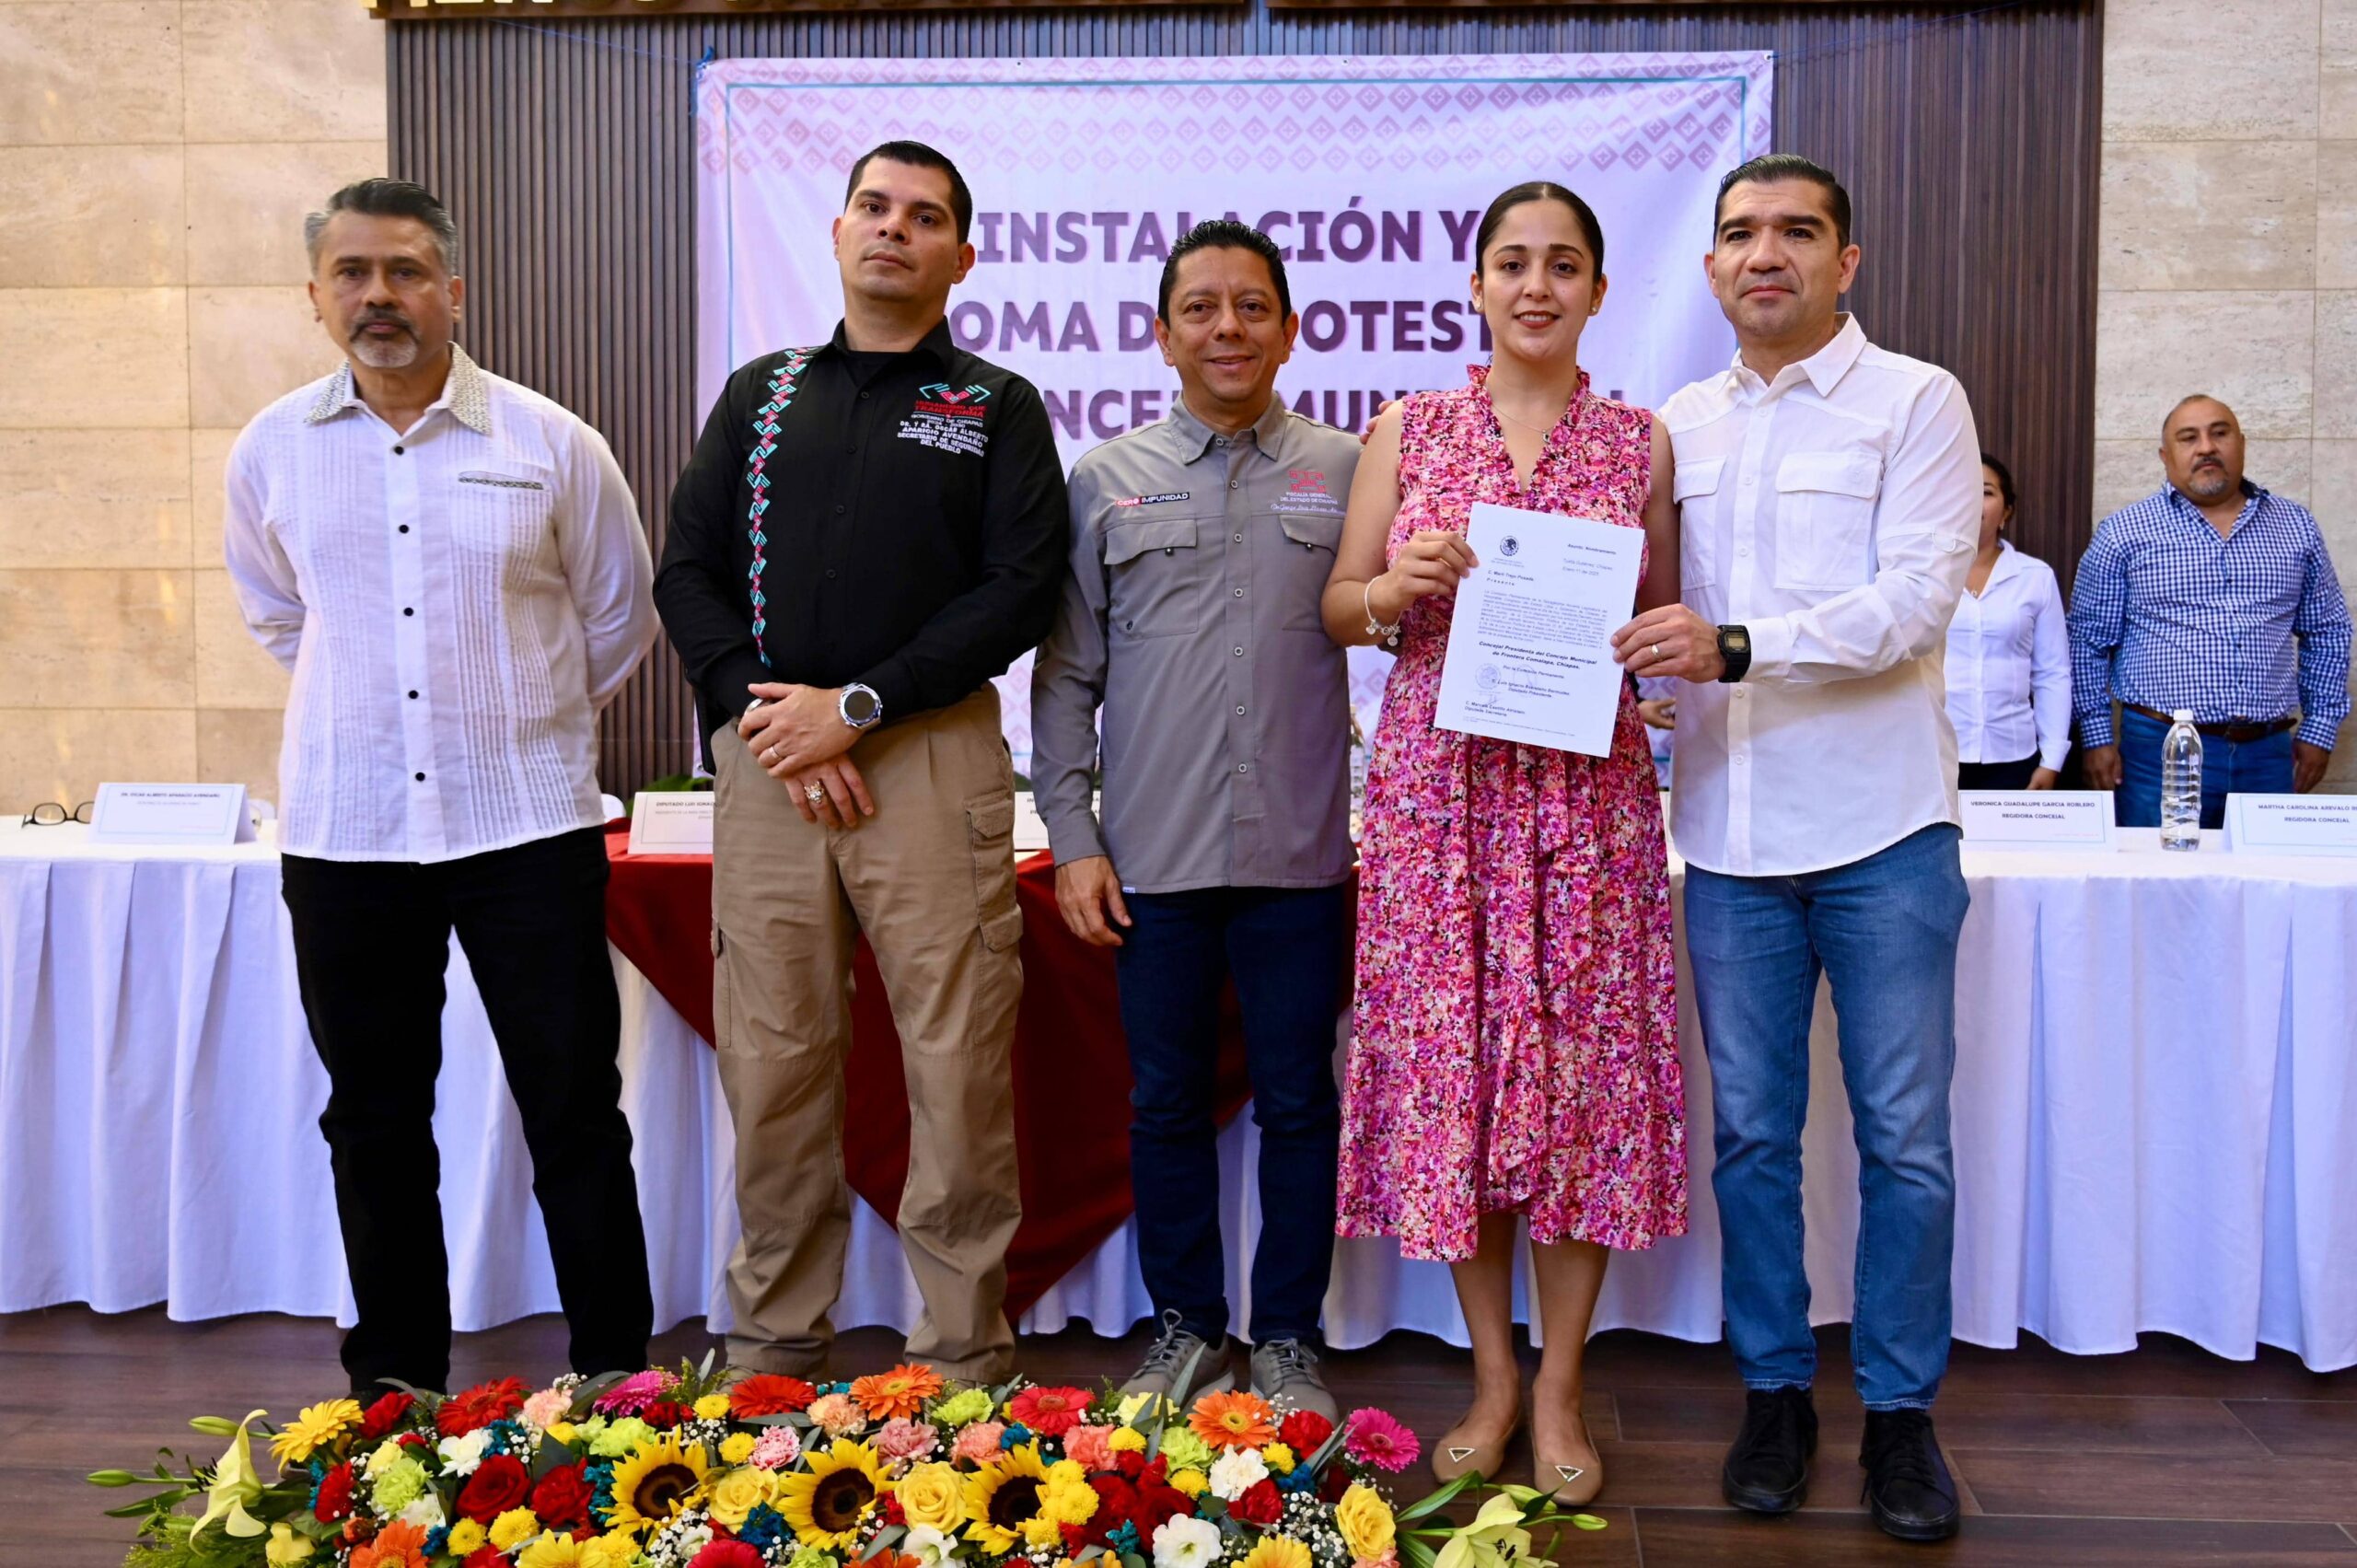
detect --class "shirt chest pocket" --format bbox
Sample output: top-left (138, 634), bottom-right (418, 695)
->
top-left (1772, 450), bottom-right (1882, 592)
top-left (446, 468), bottom-right (561, 587)
top-left (1673, 457), bottom-right (1725, 591)
top-left (1276, 510), bottom-right (1343, 630)
top-left (1105, 516), bottom-right (1209, 640)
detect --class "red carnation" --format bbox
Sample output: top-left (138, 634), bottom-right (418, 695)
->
top-left (1111, 1449), bottom-right (1146, 1480)
top-left (465, 1549), bottom-right (507, 1568)
top-left (643, 1400), bottom-right (692, 1430)
top-left (1279, 1411), bottom-right (1333, 1455)
top-left (1318, 1464), bottom-right (1350, 1503)
top-left (313, 1462), bottom-right (355, 1523)
top-left (457, 1454), bottom-right (533, 1524)
top-left (1084, 1474), bottom-right (1142, 1547)
top-left (531, 1463), bottom-right (596, 1532)
top-left (882, 1493), bottom-right (908, 1527)
top-left (1007, 1385), bottom-right (1094, 1437)
top-left (357, 1392), bottom-right (415, 1443)
top-left (728, 1374), bottom-right (817, 1419)
top-left (437, 1376), bottom-right (531, 1438)
top-left (1231, 1479), bottom-right (1283, 1527)
top-left (689, 1543), bottom-right (767, 1568)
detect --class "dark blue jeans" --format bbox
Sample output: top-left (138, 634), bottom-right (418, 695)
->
top-left (1683, 824), bottom-right (1969, 1411)
top-left (2116, 706), bottom-right (2294, 830)
top-left (1115, 883), bottom-right (1349, 1346)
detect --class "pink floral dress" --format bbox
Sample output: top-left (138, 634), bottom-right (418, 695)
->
top-left (1336, 366), bottom-right (1686, 1262)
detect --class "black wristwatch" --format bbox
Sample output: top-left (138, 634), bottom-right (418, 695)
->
top-left (1715, 624), bottom-right (1752, 683)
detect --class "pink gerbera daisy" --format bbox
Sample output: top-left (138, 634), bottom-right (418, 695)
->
top-left (1342, 1409), bottom-right (1419, 1473)
top-left (591, 1369), bottom-right (676, 1417)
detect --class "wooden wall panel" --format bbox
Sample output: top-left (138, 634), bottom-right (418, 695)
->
top-left (389, 0), bottom-right (2101, 796)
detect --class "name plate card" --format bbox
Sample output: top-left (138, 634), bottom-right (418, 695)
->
top-left (627, 792), bottom-right (714, 855)
top-left (1958, 790), bottom-right (2119, 852)
top-left (88, 783), bottom-right (251, 846)
top-left (2223, 794), bottom-right (2357, 857)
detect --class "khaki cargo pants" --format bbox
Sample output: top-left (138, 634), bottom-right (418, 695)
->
top-left (710, 687), bottom-right (1023, 1381)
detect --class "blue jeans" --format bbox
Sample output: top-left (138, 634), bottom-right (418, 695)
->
top-left (2115, 706), bottom-right (2294, 830)
top-left (1683, 824), bottom-right (1969, 1411)
top-left (1115, 883), bottom-right (1348, 1345)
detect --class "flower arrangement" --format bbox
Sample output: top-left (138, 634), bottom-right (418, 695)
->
top-left (90, 1354), bottom-right (1606, 1568)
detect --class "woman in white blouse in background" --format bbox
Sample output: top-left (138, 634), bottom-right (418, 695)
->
top-left (1946, 454), bottom-right (2071, 790)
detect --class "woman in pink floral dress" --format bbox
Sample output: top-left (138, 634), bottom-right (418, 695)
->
top-left (1320, 183), bottom-right (1686, 1503)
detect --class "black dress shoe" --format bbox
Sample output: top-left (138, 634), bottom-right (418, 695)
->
top-left (1722, 1386), bottom-right (1817, 1514)
top-left (1860, 1410), bottom-right (1961, 1541)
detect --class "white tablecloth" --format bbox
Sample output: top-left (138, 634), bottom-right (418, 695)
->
top-left (2, 823), bottom-right (2351, 1370)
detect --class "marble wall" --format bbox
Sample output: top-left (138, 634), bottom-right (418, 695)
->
top-left (0, 0), bottom-right (383, 808)
top-left (2097, 0), bottom-right (2357, 786)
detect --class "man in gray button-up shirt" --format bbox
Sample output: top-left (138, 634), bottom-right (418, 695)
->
top-left (1032, 221), bottom-right (1360, 1420)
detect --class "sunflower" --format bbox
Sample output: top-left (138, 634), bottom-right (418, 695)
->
top-left (604, 1434), bottom-right (714, 1537)
top-left (851, 1363), bottom-right (946, 1422)
top-left (1188, 1389), bottom-right (1279, 1452)
top-left (960, 1440), bottom-right (1060, 1555)
top-left (776, 1441), bottom-right (893, 1551)
top-left (269, 1398), bottom-right (365, 1466)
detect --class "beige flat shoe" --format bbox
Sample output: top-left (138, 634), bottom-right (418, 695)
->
top-left (1534, 1415), bottom-right (1603, 1506)
top-left (1431, 1403), bottom-right (1524, 1483)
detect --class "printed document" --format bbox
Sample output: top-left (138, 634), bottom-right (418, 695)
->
top-left (1433, 502), bottom-right (1643, 758)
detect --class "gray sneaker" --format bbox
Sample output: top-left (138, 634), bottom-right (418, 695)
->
top-left (1121, 1310), bottom-right (1236, 1402)
top-left (1249, 1337), bottom-right (1339, 1426)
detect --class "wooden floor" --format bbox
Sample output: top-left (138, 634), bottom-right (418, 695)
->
top-left (6, 1307), bottom-right (2353, 1566)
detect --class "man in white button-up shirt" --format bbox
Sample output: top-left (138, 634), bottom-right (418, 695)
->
top-left (1613, 156), bottom-right (1979, 1542)
top-left (224, 180), bottom-right (657, 1399)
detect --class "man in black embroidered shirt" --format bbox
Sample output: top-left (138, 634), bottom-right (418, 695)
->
top-left (656, 140), bottom-right (1066, 1381)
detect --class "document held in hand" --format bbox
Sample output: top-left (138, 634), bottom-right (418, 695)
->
top-left (1433, 502), bottom-right (1644, 759)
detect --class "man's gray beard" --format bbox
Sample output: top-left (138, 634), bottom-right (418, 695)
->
top-left (2186, 467), bottom-right (2234, 500)
top-left (350, 331), bottom-right (420, 370)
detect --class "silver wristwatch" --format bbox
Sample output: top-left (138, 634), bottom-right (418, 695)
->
top-left (838, 683), bottom-right (883, 730)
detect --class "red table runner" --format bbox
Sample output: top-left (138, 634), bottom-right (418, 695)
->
top-left (601, 824), bottom-right (1250, 1316)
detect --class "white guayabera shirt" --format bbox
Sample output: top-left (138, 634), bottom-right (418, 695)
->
top-left (224, 346), bottom-right (656, 862)
top-left (1661, 315), bottom-right (1980, 877)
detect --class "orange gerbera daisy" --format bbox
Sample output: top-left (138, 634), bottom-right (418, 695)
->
top-left (1189, 1389), bottom-right (1279, 1451)
top-left (349, 1520), bottom-right (430, 1568)
top-left (852, 1363), bottom-right (946, 1421)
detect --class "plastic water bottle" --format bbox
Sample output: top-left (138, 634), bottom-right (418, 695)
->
top-left (2161, 710), bottom-right (2204, 852)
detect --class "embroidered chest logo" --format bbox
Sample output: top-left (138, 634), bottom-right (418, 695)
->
top-left (1111, 491), bottom-right (1190, 508)
top-left (900, 382), bottom-right (993, 457)
top-left (1278, 467), bottom-right (1343, 515)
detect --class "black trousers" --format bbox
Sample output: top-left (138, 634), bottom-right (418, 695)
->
top-left (1956, 755), bottom-right (2040, 791)
top-left (281, 826), bottom-right (652, 1394)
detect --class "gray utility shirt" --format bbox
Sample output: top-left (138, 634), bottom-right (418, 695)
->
top-left (1031, 395), bottom-right (1363, 893)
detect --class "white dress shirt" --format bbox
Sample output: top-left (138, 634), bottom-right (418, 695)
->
top-left (1945, 540), bottom-right (2072, 770)
top-left (1661, 316), bottom-right (1980, 877)
top-left (224, 346), bottom-right (657, 863)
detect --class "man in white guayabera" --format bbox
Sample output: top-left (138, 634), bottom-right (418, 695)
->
top-left (224, 178), bottom-right (657, 1399)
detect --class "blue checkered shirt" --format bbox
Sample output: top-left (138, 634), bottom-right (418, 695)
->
top-left (2067, 483), bottom-right (2352, 750)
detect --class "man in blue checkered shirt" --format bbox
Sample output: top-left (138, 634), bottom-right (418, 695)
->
top-left (2069, 395), bottom-right (2351, 828)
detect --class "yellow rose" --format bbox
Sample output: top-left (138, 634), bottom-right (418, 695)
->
top-left (490, 1506), bottom-right (543, 1551)
top-left (545, 1421), bottom-right (578, 1446)
top-left (264, 1522), bottom-right (316, 1566)
top-left (1167, 1468), bottom-right (1208, 1498)
top-left (1108, 1427), bottom-right (1147, 1454)
top-left (1262, 1442), bottom-right (1296, 1475)
top-left (896, 1461), bottom-right (968, 1531)
top-left (1334, 1484), bottom-right (1396, 1562)
top-left (709, 1466), bottom-right (782, 1530)
top-left (720, 1432), bottom-right (759, 1466)
top-left (695, 1394), bottom-right (734, 1422)
top-left (446, 1520), bottom-right (489, 1556)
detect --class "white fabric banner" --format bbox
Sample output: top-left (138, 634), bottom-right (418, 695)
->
top-left (692, 52), bottom-right (1773, 769)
